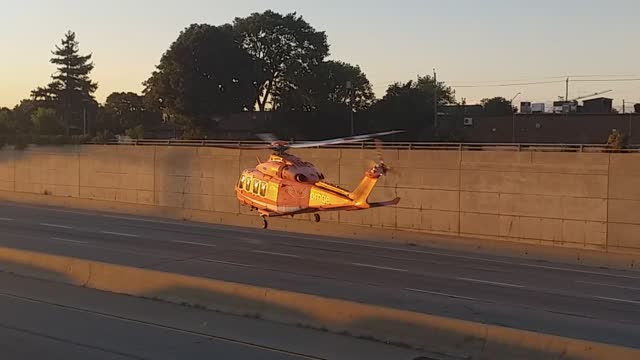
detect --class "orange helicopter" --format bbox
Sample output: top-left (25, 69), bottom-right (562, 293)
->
top-left (216, 130), bottom-right (404, 229)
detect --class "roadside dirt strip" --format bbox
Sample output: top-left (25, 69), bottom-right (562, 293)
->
top-left (0, 245), bottom-right (637, 360)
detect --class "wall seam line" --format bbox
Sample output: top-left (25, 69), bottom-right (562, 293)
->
top-left (457, 148), bottom-right (462, 235)
top-left (606, 152), bottom-right (611, 251)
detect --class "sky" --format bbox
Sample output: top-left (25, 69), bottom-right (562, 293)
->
top-left (1, 0), bottom-right (639, 110)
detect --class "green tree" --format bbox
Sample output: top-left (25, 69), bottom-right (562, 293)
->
top-left (31, 31), bottom-right (98, 134)
top-left (31, 108), bottom-right (63, 135)
top-left (11, 99), bottom-right (38, 134)
top-left (0, 108), bottom-right (13, 134)
top-left (480, 97), bottom-right (516, 116)
top-left (233, 10), bottom-right (329, 111)
top-left (369, 75), bottom-right (455, 140)
top-left (143, 24), bottom-right (261, 133)
top-left (99, 92), bottom-right (160, 134)
top-left (275, 60), bottom-right (375, 112)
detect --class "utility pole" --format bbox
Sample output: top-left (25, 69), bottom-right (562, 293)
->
top-left (565, 77), bottom-right (569, 103)
top-left (623, 100), bottom-right (626, 114)
top-left (346, 81), bottom-right (354, 136)
top-left (510, 92), bottom-right (521, 143)
top-left (433, 68), bottom-right (438, 132)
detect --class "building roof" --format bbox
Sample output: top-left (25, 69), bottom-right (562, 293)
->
top-left (583, 97), bottom-right (613, 102)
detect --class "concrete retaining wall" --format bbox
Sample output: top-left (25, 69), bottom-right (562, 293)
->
top-left (1, 145), bottom-right (640, 256)
top-left (0, 245), bottom-right (637, 360)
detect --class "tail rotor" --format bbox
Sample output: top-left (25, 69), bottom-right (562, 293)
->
top-left (368, 138), bottom-right (393, 176)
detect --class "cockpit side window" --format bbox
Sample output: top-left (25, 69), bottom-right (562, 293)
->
top-left (245, 176), bottom-right (252, 191)
top-left (238, 174), bottom-right (245, 188)
top-left (253, 179), bottom-right (260, 194)
top-left (259, 181), bottom-right (267, 197)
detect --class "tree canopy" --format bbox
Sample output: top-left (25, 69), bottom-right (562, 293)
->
top-left (0, 108), bottom-right (13, 134)
top-left (480, 97), bottom-right (516, 116)
top-left (98, 92), bottom-right (161, 135)
top-left (143, 24), bottom-right (262, 132)
top-left (369, 75), bottom-right (455, 139)
top-left (275, 60), bottom-right (375, 112)
top-left (233, 10), bottom-right (329, 111)
top-left (31, 108), bottom-right (63, 135)
top-left (6, 11), bottom-right (472, 142)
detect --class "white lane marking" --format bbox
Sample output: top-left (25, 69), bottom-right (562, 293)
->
top-left (96, 210), bottom-right (640, 278)
top-left (51, 237), bottom-right (88, 245)
top-left (201, 259), bottom-right (256, 268)
top-left (253, 250), bottom-right (300, 258)
top-left (100, 231), bottom-right (140, 238)
top-left (102, 214), bottom-right (184, 226)
top-left (271, 234), bottom-right (640, 280)
top-left (172, 240), bottom-right (217, 248)
top-left (21, 203), bottom-right (640, 280)
top-left (4, 204), bottom-right (88, 215)
top-left (517, 263), bottom-right (640, 280)
top-left (457, 277), bottom-right (524, 288)
top-left (351, 262), bottom-right (408, 272)
top-left (577, 281), bottom-right (640, 291)
top-left (0, 217), bottom-right (14, 221)
top-left (593, 296), bottom-right (640, 305)
top-left (405, 288), bottom-right (477, 301)
top-left (39, 223), bottom-right (73, 229)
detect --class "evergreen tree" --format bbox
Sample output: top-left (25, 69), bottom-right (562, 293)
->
top-left (31, 30), bottom-right (98, 134)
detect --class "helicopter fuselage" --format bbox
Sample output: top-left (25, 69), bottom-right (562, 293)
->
top-left (234, 154), bottom-right (395, 219)
top-left (235, 153), bottom-right (349, 217)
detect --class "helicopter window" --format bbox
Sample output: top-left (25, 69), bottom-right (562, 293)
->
top-left (253, 179), bottom-right (260, 194)
top-left (260, 181), bottom-right (267, 197)
top-left (245, 177), bottom-right (252, 191)
top-left (238, 175), bottom-right (245, 188)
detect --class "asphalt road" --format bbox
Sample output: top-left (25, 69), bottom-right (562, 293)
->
top-left (0, 271), bottom-right (426, 360)
top-left (0, 201), bottom-right (639, 349)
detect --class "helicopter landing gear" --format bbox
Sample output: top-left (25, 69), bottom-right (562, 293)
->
top-left (314, 213), bottom-right (321, 223)
top-left (261, 216), bottom-right (268, 230)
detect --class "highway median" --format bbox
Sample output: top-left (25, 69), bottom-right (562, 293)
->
top-left (0, 245), bottom-right (636, 360)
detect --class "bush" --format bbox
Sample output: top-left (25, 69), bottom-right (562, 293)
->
top-left (92, 130), bottom-right (115, 144)
top-left (0, 134), bottom-right (93, 150)
top-left (181, 127), bottom-right (205, 140)
top-left (125, 125), bottom-right (144, 139)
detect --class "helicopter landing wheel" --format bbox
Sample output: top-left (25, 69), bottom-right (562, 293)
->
top-left (261, 216), bottom-right (268, 230)
top-left (314, 214), bottom-right (321, 223)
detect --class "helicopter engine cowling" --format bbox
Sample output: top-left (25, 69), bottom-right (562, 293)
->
top-left (255, 155), bottom-right (323, 183)
top-left (281, 166), bottom-right (320, 183)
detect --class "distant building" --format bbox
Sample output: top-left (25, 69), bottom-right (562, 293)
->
top-left (582, 97), bottom-right (613, 114)
top-left (441, 104), bottom-right (483, 116)
top-left (635, 103), bottom-right (640, 113)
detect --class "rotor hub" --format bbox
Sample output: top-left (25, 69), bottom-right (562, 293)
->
top-left (269, 141), bottom-right (290, 155)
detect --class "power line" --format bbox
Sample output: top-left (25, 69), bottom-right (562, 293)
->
top-left (450, 78), bottom-right (640, 88)
top-left (416, 74), bottom-right (640, 85)
top-left (573, 78), bottom-right (640, 82)
top-left (451, 80), bottom-right (565, 88)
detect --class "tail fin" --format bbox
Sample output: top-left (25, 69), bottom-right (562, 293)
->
top-left (350, 174), bottom-right (379, 208)
top-left (350, 164), bottom-right (387, 207)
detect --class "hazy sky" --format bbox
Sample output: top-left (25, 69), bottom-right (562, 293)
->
top-left (2, 0), bottom-right (639, 109)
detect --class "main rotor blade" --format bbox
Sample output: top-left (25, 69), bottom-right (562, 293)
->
top-left (201, 144), bottom-right (273, 150)
top-left (256, 133), bottom-right (280, 143)
top-left (288, 130), bottom-right (405, 149)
